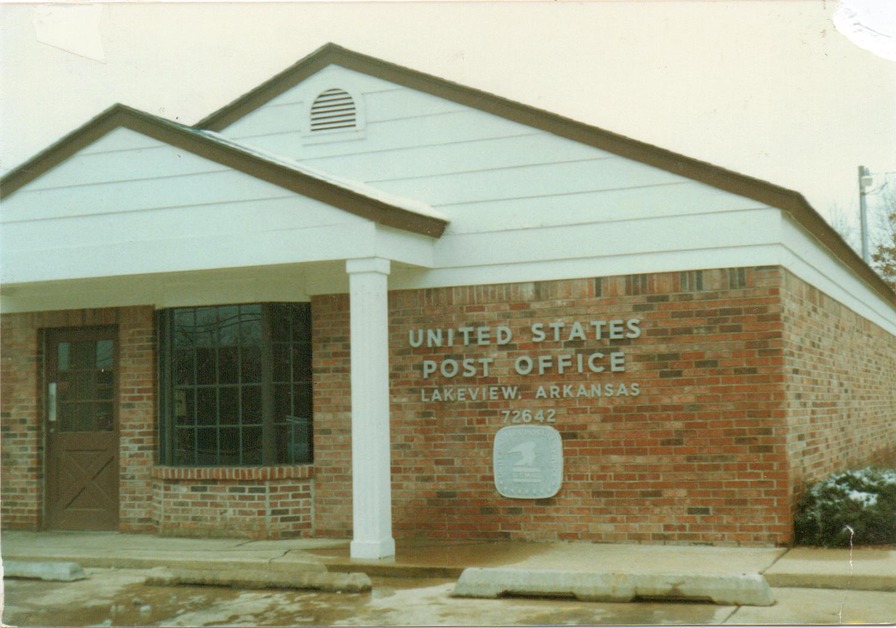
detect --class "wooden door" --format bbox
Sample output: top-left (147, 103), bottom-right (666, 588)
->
top-left (45, 328), bottom-right (119, 530)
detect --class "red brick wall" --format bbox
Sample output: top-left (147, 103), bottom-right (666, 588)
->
top-left (0, 307), bottom-right (156, 531)
top-left (782, 271), bottom-right (896, 499)
top-left (0, 305), bottom-right (316, 538)
top-left (152, 466), bottom-right (314, 538)
top-left (1, 313), bottom-right (42, 528)
top-left (314, 267), bottom-right (794, 546)
top-left (117, 308), bottom-right (157, 531)
top-left (310, 294), bottom-right (354, 538)
top-left (6, 268), bottom-right (892, 545)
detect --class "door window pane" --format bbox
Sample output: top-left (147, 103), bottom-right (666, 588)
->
top-left (51, 333), bottom-right (115, 434)
top-left (59, 402), bottom-right (91, 432)
top-left (72, 341), bottom-right (94, 369)
top-left (95, 402), bottom-right (114, 431)
top-left (57, 403), bottom-right (75, 432)
top-left (96, 369), bottom-right (114, 399)
top-left (95, 340), bottom-right (114, 369)
top-left (58, 342), bottom-right (71, 371)
top-left (69, 372), bottom-right (92, 401)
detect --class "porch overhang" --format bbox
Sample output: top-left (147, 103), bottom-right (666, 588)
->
top-left (0, 104), bottom-right (446, 314)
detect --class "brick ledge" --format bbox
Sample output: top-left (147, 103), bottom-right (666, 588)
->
top-left (151, 465), bottom-right (314, 481)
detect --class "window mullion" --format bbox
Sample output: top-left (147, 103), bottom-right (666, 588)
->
top-left (261, 305), bottom-right (275, 465)
top-left (158, 311), bottom-right (172, 465)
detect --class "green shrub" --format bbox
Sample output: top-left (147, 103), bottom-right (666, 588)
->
top-left (794, 467), bottom-right (896, 547)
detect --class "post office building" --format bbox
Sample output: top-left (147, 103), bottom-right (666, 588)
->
top-left (2, 44), bottom-right (894, 559)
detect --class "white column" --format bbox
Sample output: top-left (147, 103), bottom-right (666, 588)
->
top-left (346, 257), bottom-right (395, 559)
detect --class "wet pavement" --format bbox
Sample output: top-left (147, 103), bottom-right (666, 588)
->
top-left (3, 531), bottom-right (896, 625)
top-left (4, 566), bottom-right (896, 626)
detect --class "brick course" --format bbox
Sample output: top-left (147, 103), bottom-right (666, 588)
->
top-left (151, 466), bottom-right (314, 538)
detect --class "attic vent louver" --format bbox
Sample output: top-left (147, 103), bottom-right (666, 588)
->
top-left (310, 88), bottom-right (357, 132)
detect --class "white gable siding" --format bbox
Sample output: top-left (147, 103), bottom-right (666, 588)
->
top-left (0, 127), bottom-right (433, 286)
top-left (218, 66), bottom-right (772, 232)
top-left (218, 65), bottom-right (783, 283)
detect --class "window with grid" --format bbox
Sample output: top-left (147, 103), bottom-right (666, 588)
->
top-left (158, 303), bottom-right (312, 466)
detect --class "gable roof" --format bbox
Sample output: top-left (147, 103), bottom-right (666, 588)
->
top-left (196, 43), bottom-right (894, 305)
top-left (0, 103), bottom-right (447, 238)
top-left (2, 44), bottom-right (892, 304)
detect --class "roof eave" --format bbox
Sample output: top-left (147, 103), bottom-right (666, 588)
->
top-left (0, 102), bottom-right (447, 239)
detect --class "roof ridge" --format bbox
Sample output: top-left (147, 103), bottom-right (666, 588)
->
top-left (196, 42), bottom-right (348, 130)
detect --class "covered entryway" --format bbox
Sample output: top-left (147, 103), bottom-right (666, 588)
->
top-left (1, 106), bottom-right (447, 556)
top-left (45, 327), bottom-right (119, 530)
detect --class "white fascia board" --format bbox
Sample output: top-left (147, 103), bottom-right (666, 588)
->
top-left (389, 244), bottom-right (789, 291)
top-left (0, 223), bottom-right (437, 312)
top-left (370, 224), bottom-right (436, 268)
top-left (779, 213), bottom-right (896, 335)
top-left (1, 220), bottom-right (379, 284)
top-left (1, 220), bottom-right (436, 286)
top-left (0, 264), bottom-right (326, 313)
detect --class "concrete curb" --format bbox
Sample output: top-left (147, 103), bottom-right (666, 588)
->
top-left (3, 560), bottom-right (86, 582)
top-left (765, 572), bottom-right (896, 592)
top-left (146, 567), bottom-right (372, 592)
top-left (453, 568), bottom-right (776, 607)
top-left (320, 558), bottom-right (464, 579)
top-left (762, 547), bottom-right (896, 592)
top-left (4, 553), bottom-right (328, 574)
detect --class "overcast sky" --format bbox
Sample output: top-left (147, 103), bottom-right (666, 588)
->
top-left (1, 1), bottom-right (894, 231)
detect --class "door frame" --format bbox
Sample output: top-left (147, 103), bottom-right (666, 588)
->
top-left (43, 325), bottom-right (120, 530)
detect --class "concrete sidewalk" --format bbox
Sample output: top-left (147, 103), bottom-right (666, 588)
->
top-left (2, 530), bottom-right (894, 594)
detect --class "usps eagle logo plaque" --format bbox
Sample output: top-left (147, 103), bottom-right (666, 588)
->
top-left (493, 425), bottom-right (563, 499)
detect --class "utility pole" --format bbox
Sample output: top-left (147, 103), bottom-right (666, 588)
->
top-left (859, 165), bottom-right (871, 262)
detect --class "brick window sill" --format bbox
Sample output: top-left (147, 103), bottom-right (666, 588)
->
top-left (151, 465), bottom-right (314, 481)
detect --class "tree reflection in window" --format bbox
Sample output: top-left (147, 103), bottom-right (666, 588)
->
top-left (160, 303), bottom-right (312, 466)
